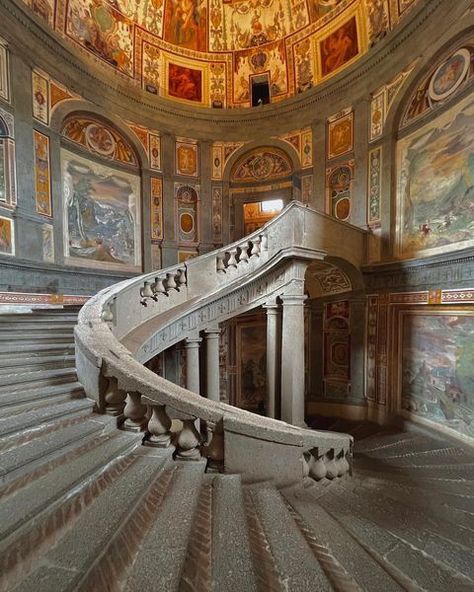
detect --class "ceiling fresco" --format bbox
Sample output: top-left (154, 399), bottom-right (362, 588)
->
top-left (22, 0), bottom-right (420, 108)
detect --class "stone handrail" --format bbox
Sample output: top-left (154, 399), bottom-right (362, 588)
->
top-left (75, 202), bottom-right (366, 487)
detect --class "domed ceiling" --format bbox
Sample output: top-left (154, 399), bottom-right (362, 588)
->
top-left (24, 0), bottom-right (420, 107)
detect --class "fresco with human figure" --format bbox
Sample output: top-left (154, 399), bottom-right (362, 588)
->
top-left (397, 94), bottom-right (474, 257)
top-left (62, 149), bottom-right (141, 270)
top-left (401, 311), bottom-right (474, 439)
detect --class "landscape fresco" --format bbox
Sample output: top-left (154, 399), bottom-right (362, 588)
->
top-left (398, 95), bottom-right (474, 257)
top-left (401, 312), bottom-right (474, 439)
top-left (62, 149), bottom-right (141, 270)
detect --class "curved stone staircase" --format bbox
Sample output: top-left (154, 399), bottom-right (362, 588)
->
top-left (1, 203), bottom-right (474, 591)
top-left (1, 311), bottom-right (473, 591)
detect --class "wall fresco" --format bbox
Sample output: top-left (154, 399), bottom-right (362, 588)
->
top-left (319, 15), bottom-right (359, 79)
top-left (326, 160), bottom-right (354, 221)
top-left (0, 39), bottom-right (9, 103)
top-left (151, 177), bottom-right (163, 241)
top-left (328, 108), bottom-right (353, 159)
top-left (232, 147), bottom-right (293, 182)
top-left (0, 108), bottom-right (16, 208)
top-left (324, 300), bottom-right (351, 398)
top-left (368, 146), bottom-right (382, 225)
top-left (176, 182), bottom-right (199, 244)
top-left (34, 130), bottom-right (52, 217)
top-left (62, 149), bottom-right (141, 270)
top-left (42, 223), bottom-right (54, 262)
top-left (236, 320), bottom-right (266, 413)
top-left (176, 138), bottom-right (198, 176)
top-left (168, 63), bottom-right (203, 102)
top-left (397, 94), bottom-right (474, 257)
top-left (400, 311), bottom-right (474, 439)
top-left (0, 215), bottom-right (13, 255)
top-left (211, 186), bottom-right (222, 243)
top-left (62, 116), bottom-right (138, 166)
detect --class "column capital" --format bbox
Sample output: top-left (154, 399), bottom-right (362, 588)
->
top-left (280, 293), bottom-right (308, 306)
top-left (204, 324), bottom-right (220, 336)
top-left (262, 301), bottom-right (280, 313)
top-left (185, 336), bottom-right (202, 348)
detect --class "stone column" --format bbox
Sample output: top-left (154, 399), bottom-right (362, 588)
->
top-left (185, 336), bottom-right (202, 394)
top-left (263, 302), bottom-right (280, 418)
top-left (280, 293), bottom-right (308, 426)
top-left (204, 326), bottom-right (220, 402)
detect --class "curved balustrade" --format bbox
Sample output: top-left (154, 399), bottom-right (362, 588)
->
top-left (75, 201), bottom-right (366, 488)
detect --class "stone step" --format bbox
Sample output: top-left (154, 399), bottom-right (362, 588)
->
top-left (0, 416), bottom-right (109, 489)
top-left (0, 367), bottom-right (77, 390)
top-left (4, 445), bottom-right (165, 592)
top-left (355, 456), bottom-right (474, 480)
top-left (355, 432), bottom-right (427, 453)
top-left (319, 488), bottom-right (474, 592)
top-left (0, 332), bottom-right (74, 343)
top-left (0, 321), bottom-right (76, 331)
top-left (0, 354), bottom-right (76, 374)
top-left (246, 484), bottom-right (333, 592)
top-left (123, 459), bottom-right (207, 592)
top-left (0, 399), bottom-right (93, 438)
top-left (209, 474), bottom-right (258, 592)
top-left (283, 487), bottom-right (405, 592)
top-left (361, 445), bottom-right (474, 467)
top-left (350, 472), bottom-right (474, 532)
top-left (0, 381), bottom-right (84, 411)
top-left (327, 483), bottom-right (474, 585)
top-left (0, 343), bottom-right (75, 356)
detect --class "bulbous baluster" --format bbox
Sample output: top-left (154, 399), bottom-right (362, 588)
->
top-left (238, 241), bottom-right (249, 263)
top-left (101, 302), bottom-right (114, 323)
top-left (216, 253), bottom-right (226, 274)
top-left (309, 454), bottom-right (327, 481)
top-left (324, 451), bottom-right (339, 480)
top-left (175, 419), bottom-right (201, 460)
top-left (177, 268), bottom-right (187, 288)
top-left (260, 234), bottom-right (268, 251)
top-left (166, 272), bottom-right (178, 291)
top-left (104, 378), bottom-right (125, 416)
top-left (145, 404), bottom-right (172, 447)
top-left (122, 392), bottom-right (147, 432)
top-left (205, 423), bottom-right (224, 472)
top-left (336, 451), bottom-right (350, 476)
top-left (141, 281), bottom-right (154, 298)
top-left (250, 237), bottom-right (261, 257)
top-left (302, 452), bottom-right (311, 479)
top-left (153, 277), bottom-right (167, 297)
top-left (227, 249), bottom-right (238, 268)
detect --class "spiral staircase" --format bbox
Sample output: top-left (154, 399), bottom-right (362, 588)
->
top-left (0, 203), bottom-right (473, 591)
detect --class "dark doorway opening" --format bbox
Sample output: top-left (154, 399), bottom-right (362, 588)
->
top-left (251, 74), bottom-right (270, 106)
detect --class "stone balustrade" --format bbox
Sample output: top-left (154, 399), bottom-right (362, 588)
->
top-left (76, 202), bottom-right (365, 488)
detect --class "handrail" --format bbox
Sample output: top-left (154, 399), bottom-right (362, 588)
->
top-left (75, 202), bottom-right (366, 487)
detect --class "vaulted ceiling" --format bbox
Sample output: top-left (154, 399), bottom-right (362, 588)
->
top-left (24, 0), bottom-right (420, 107)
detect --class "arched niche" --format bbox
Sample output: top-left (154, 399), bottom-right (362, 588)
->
top-left (60, 111), bottom-right (143, 272)
top-left (223, 141), bottom-right (299, 241)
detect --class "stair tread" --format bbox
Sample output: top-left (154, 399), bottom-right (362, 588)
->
top-left (283, 487), bottom-right (405, 592)
top-left (0, 355), bottom-right (76, 372)
top-left (0, 367), bottom-right (77, 384)
top-left (0, 430), bottom-right (138, 542)
top-left (123, 459), bottom-right (206, 592)
top-left (10, 450), bottom-right (171, 592)
top-left (211, 474), bottom-right (258, 592)
top-left (0, 399), bottom-right (92, 437)
top-left (248, 485), bottom-right (333, 592)
top-left (0, 418), bottom-right (105, 480)
top-left (0, 381), bottom-right (84, 408)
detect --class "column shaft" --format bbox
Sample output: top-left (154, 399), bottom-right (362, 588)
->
top-left (185, 337), bottom-right (202, 394)
top-left (263, 304), bottom-right (279, 418)
top-left (280, 295), bottom-right (307, 426)
top-left (205, 328), bottom-right (220, 402)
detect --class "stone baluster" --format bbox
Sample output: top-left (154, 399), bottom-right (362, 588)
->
top-left (238, 241), bottom-right (250, 263)
top-left (250, 237), bottom-right (261, 257)
top-left (280, 293), bottom-right (307, 426)
top-left (216, 253), bottom-right (226, 274)
top-left (101, 302), bottom-right (114, 323)
top-left (227, 248), bottom-right (238, 268)
top-left (152, 276), bottom-right (167, 297)
top-left (309, 452), bottom-right (328, 481)
top-left (166, 272), bottom-right (178, 291)
top-left (324, 451), bottom-right (339, 480)
top-left (260, 234), bottom-right (268, 251)
top-left (104, 377), bottom-right (126, 416)
top-left (336, 450), bottom-right (350, 476)
top-left (205, 422), bottom-right (224, 472)
top-left (175, 418), bottom-right (201, 460)
top-left (145, 404), bottom-right (172, 447)
top-left (122, 392), bottom-right (147, 431)
top-left (177, 267), bottom-right (187, 289)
